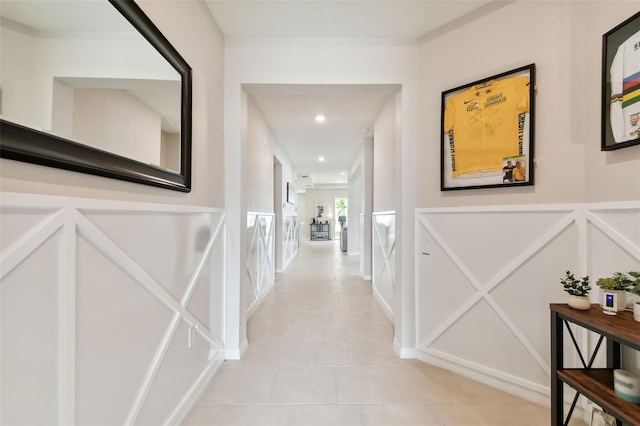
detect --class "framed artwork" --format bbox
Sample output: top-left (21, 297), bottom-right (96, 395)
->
top-left (601, 11), bottom-right (640, 151)
top-left (286, 182), bottom-right (296, 205)
top-left (590, 407), bottom-right (616, 426)
top-left (441, 64), bottom-right (536, 191)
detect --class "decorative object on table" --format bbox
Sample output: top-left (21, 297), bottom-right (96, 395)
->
top-left (601, 11), bottom-right (640, 151)
top-left (440, 63), bottom-right (536, 190)
top-left (613, 369), bottom-right (640, 404)
top-left (590, 407), bottom-right (616, 426)
top-left (560, 270), bottom-right (591, 310)
top-left (596, 272), bottom-right (633, 312)
top-left (625, 271), bottom-right (640, 322)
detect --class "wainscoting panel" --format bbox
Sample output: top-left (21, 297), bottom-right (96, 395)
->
top-left (246, 212), bottom-right (275, 317)
top-left (282, 214), bottom-right (299, 271)
top-left (415, 202), bottom-right (640, 405)
top-left (372, 211), bottom-right (395, 322)
top-left (0, 193), bottom-right (226, 425)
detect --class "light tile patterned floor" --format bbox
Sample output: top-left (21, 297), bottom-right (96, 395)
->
top-left (182, 240), bottom-right (586, 425)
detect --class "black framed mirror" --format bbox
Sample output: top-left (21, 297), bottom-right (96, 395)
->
top-left (0, 0), bottom-right (192, 192)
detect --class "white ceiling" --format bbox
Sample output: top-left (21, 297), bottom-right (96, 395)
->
top-left (206, 0), bottom-right (493, 190)
top-left (205, 0), bottom-right (492, 41)
top-left (246, 84), bottom-right (399, 188)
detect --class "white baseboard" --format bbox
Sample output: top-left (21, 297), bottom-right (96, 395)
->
top-left (164, 354), bottom-right (225, 425)
top-left (246, 279), bottom-right (276, 318)
top-left (415, 348), bottom-right (549, 406)
top-left (225, 338), bottom-right (248, 360)
top-left (393, 338), bottom-right (417, 359)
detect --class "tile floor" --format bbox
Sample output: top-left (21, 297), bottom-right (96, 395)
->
top-left (182, 239), bottom-right (586, 425)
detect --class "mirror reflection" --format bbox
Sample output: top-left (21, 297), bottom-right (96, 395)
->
top-left (1, 0), bottom-right (182, 172)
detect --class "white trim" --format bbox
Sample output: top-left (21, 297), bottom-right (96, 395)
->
top-left (393, 338), bottom-right (417, 359)
top-left (0, 192), bottom-right (227, 425)
top-left (59, 200), bottom-right (76, 425)
top-left (371, 211), bottom-right (396, 322)
top-left (246, 212), bottom-right (276, 320)
top-left (226, 338), bottom-right (249, 360)
top-left (246, 279), bottom-right (275, 318)
top-left (414, 201), bottom-right (640, 414)
top-left (163, 355), bottom-right (225, 426)
top-left (416, 348), bottom-right (549, 406)
top-left (373, 287), bottom-right (395, 324)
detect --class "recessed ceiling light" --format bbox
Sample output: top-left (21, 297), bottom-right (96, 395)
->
top-left (341, 171), bottom-right (345, 175)
top-left (315, 115), bottom-right (326, 123)
top-left (318, 156), bottom-right (325, 162)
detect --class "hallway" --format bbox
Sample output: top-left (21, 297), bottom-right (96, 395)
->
top-left (183, 240), bottom-right (553, 425)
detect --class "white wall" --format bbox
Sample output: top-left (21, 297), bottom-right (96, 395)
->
top-left (1, 0), bottom-right (226, 207)
top-left (416, 201), bottom-right (640, 416)
top-left (0, 20), bottom-right (177, 133)
top-left (371, 93), bottom-right (399, 321)
top-left (1, 193), bottom-right (227, 425)
top-left (245, 93), bottom-right (298, 258)
top-left (373, 92), bottom-right (398, 212)
top-left (410, 0), bottom-right (640, 411)
top-left (246, 95), bottom-right (275, 212)
top-left (416, 1), bottom-right (640, 208)
top-left (1, 1), bottom-right (227, 423)
top-left (350, 138), bottom-right (374, 277)
top-left (73, 88), bottom-right (162, 165)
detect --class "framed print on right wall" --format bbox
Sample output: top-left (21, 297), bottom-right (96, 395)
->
top-left (602, 11), bottom-right (640, 151)
top-left (441, 64), bottom-right (535, 191)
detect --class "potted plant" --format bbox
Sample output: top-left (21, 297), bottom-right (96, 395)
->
top-left (560, 270), bottom-right (591, 310)
top-left (596, 272), bottom-right (633, 312)
top-left (625, 271), bottom-right (640, 322)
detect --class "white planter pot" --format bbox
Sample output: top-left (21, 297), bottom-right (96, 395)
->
top-left (634, 302), bottom-right (640, 322)
top-left (568, 295), bottom-right (591, 310)
top-left (599, 289), bottom-right (627, 312)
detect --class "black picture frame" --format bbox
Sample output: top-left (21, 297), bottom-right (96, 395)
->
top-left (0, 0), bottom-right (193, 192)
top-left (286, 182), bottom-right (296, 205)
top-left (440, 64), bottom-right (535, 191)
top-left (601, 11), bottom-right (640, 151)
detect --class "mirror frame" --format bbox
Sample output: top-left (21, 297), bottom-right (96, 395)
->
top-left (0, 0), bottom-right (192, 192)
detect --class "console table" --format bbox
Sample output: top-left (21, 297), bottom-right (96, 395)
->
top-left (310, 223), bottom-right (330, 241)
top-left (550, 303), bottom-right (640, 425)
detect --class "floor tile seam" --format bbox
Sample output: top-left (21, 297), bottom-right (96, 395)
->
top-left (221, 365), bottom-right (397, 370)
top-left (191, 402), bottom-right (458, 407)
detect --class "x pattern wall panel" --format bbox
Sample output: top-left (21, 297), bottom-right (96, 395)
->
top-left (246, 212), bottom-right (275, 317)
top-left (0, 193), bottom-right (227, 425)
top-left (416, 202), bottom-right (640, 403)
top-left (282, 214), bottom-right (299, 271)
top-left (372, 211), bottom-right (395, 322)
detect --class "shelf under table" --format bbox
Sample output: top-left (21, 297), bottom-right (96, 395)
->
top-left (558, 368), bottom-right (640, 424)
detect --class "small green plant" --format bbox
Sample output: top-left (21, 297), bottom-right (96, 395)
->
top-left (560, 270), bottom-right (590, 296)
top-left (596, 272), bottom-right (633, 291)
top-left (625, 271), bottom-right (640, 296)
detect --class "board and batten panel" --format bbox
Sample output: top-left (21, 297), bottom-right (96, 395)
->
top-left (246, 212), bottom-right (275, 317)
top-left (415, 202), bottom-right (640, 405)
top-left (0, 192), bottom-right (226, 425)
top-left (372, 211), bottom-right (396, 322)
